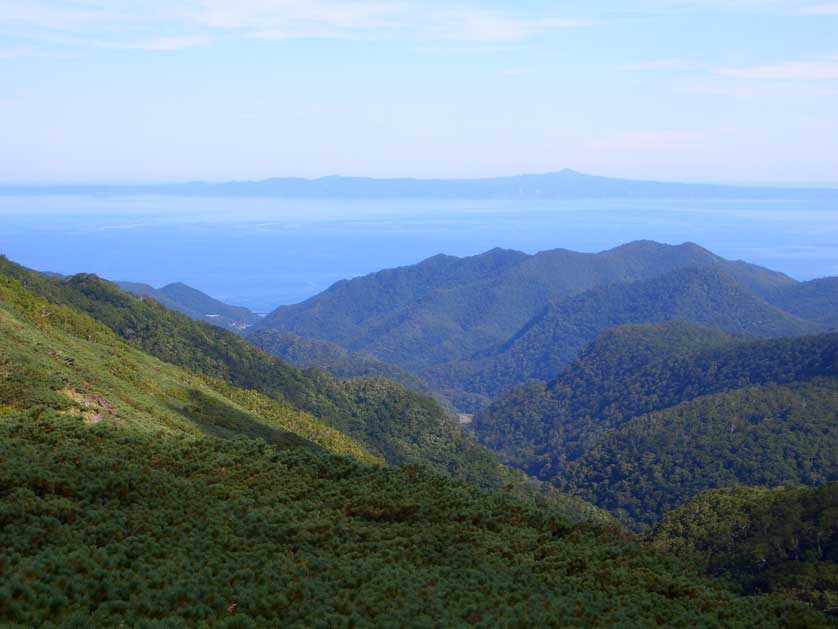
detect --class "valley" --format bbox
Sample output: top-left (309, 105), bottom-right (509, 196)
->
top-left (2, 236), bottom-right (836, 622)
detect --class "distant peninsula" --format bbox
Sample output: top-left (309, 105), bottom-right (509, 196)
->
top-left (3, 169), bottom-right (837, 200)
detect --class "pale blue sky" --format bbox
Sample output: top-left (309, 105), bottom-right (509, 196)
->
top-left (1, 1), bottom-right (837, 184)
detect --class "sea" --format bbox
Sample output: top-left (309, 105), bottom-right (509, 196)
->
top-left (2, 195), bottom-right (837, 313)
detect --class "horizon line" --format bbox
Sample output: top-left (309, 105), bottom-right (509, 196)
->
top-left (2, 169), bottom-right (838, 191)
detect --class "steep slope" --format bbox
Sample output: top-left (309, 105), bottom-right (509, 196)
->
top-left (116, 280), bottom-right (260, 332)
top-left (648, 483), bottom-right (838, 614)
top-left (258, 241), bottom-right (792, 375)
top-left (0, 274), bottom-right (376, 463)
top-left (0, 256), bottom-right (602, 521)
top-left (432, 267), bottom-right (822, 403)
top-left (473, 322), bottom-right (838, 527)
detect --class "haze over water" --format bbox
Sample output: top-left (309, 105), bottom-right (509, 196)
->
top-left (4, 195), bottom-right (837, 312)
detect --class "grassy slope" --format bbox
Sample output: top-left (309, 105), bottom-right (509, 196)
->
top-left (0, 275), bottom-right (377, 463)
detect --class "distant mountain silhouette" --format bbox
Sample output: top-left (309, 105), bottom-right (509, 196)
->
top-left (3, 169), bottom-right (837, 199)
top-left (115, 280), bottom-right (259, 333)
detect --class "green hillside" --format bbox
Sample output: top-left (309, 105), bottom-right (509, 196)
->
top-left (765, 277), bottom-right (838, 326)
top-left (248, 327), bottom-right (430, 395)
top-left (0, 274), bottom-right (377, 463)
top-left (116, 280), bottom-right (259, 332)
top-left (0, 256), bottom-right (602, 522)
top-left (648, 483), bottom-right (838, 614)
top-left (431, 268), bottom-right (822, 404)
top-left (560, 381), bottom-right (838, 528)
top-left (0, 276), bottom-right (829, 626)
top-left (473, 322), bottom-right (838, 527)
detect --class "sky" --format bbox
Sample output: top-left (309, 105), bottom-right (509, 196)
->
top-left (1, 1), bottom-right (837, 185)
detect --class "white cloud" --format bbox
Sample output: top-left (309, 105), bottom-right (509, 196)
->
top-left (0, 0), bottom-right (590, 51)
top-left (715, 60), bottom-right (838, 81)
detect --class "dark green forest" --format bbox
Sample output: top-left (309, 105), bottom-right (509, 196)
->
top-left (648, 483), bottom-right (838, 614)
top-left (430, 267), bottom-right (821, 404)
top-left (473, 322), bottom-right (838, 527)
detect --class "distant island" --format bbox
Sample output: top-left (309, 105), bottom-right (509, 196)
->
top-left (3, 169), bottom-right (837, 200)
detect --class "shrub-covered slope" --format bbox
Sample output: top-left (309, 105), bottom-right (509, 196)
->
top-left (0, 274), bottom-right (377, 463)
top-left (6, 409), bottom-right (829, 627)
top-left (473, 322), bottom-right (838, 527)
top-left (648, 483), bottom-right (838, 615)
top-left (0, 256), bottom-right (602, 521)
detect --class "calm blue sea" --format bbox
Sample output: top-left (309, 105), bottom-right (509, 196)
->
top-left (2, 196), bottom-right (837, 313)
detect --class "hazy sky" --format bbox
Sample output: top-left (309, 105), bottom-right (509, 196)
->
top-left (1, 1), bottom-right (837, 184)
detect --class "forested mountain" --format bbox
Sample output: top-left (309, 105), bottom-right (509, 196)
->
top-left (430, 267), bottom-right (820, 403)
top-left (0, 256), bottom-right (600, 520)
top-left (649, 483), bottom-right (838, 615)
top-left (0, 269), bottom-right (830, 626)
top-left (116, 280), bottom-right (260, 332)
top-left (256, 241), bottom-right (797, 380)
top-left (765, 277), bottom-right (838, 326)
top-left (248, 327), bottom-right (429, 396)
top-left (473, 322), bottom-right (838, 527)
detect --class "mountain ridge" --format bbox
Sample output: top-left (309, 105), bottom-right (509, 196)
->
top-left (255, 240), bottom-right (821, 410)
